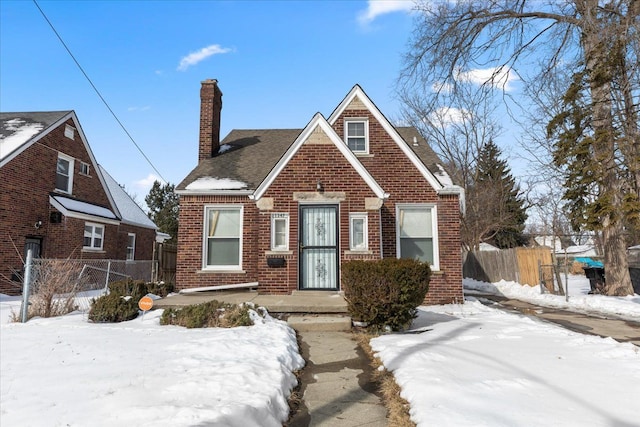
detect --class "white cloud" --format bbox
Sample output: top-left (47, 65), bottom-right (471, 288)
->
top-left (132, 173), bottom-right (162, 196)
top-left (429, 106), bottom-right (468, 126)
top-left (456, 66), bottom-right (519, 91)
top-left (357, 0), bottom-right (414, 25)
top-left (177, 44), bottom-right (232, 71)
top-left (127, 106), bottom-right (151, 112)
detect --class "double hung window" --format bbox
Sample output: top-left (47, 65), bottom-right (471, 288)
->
top-left (345, 119), bottom-right (368, 153)
top-left (84, 223), bottom-right (104, 250)
top-left (56, 153), bottom-right (74, 193)
top-left (397, 204), bottom-right (438, 269)
top-left (204, 206), bottom-right (242, 269)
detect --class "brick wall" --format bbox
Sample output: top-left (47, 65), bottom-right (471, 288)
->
top-left (0, 118), bottom-right (156, 294)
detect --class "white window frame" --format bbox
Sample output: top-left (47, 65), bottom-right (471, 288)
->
top-left (126, 233), bottom-right (136, 261)
top-left (396, 204), bottom-right (439, 270)
top-left (271, 213), bottom-right (289, 251)
top-left (56, 153), bottom-right (74, 194)
top-left (202, 205), bottom-right (243, 270)
top-left (80, 162), bottom-right (90, 176)
top-left (64, 124), bottom-right (75, 140)
top-left (349, 213), bottom-right (368, 251)
top-left (83, 222), bottom-right (104, 251)
top-left (344, 118), bottom-right (369, 154)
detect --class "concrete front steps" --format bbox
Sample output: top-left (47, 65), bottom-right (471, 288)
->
top-left (287, 314), bottom-right (353, 332)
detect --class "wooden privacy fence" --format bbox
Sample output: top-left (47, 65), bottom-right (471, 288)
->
top-left (157, 243), bottom-right (177, 284)
top-left (463, 247), bottom-right (553, 286)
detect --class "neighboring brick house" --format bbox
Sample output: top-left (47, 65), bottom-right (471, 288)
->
top-left (0, 111), bottom-right (160, 295)
top-left (176, 80), bottom-right (464, 305)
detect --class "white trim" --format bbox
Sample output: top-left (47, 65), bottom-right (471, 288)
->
top-left (55, 152), bottom-right (75, 194)
top-left (327, 85), bottom-right (444, 191)
top-left (83, 222), bottom-right (105, 251)
top-left (270, 213), bottom-right (290, 251)
top-left (395, 203), bottom-right (440, 271)
top-left (349, 212), bottom-right (368, 251)
top-left (202, 204), bottom-right (244, 271)
top-left (344, 118), bottom-right (369, 154)
top-left (252, 113), bottom-right (388, 201)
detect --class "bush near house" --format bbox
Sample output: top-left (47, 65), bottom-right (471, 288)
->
top-left (342, 258), bottom-right (431, 331)
top-left (159, 300), bottom-right (252, 328)
top-left (88, 279), bottom-right (173, 323)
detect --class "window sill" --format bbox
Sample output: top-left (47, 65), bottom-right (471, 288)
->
top-left (82, 249), bottom-right (105, 253)
top-left (345, 249), bottom-right (373, 255)
top-left (197, 269), bottom-right (246, 274)
top-left (354, 153), bottom-right (374, 158)
top-left (265, 250), bottom-right (293, 256)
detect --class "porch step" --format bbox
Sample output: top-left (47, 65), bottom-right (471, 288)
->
top-left (287, 314), bottom-right (352, 332)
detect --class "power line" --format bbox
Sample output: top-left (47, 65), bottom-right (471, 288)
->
top-left (32, 0), bottom-right (167, 184)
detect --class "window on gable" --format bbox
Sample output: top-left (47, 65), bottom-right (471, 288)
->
top-left (64, 124), bottom-right (75, 140)
top-left (271, 213), bottom-right (289, 251)
top-left (56, 153), bottom-right (74, 194)
top-left (126, 233), bottom-right (136, 261)
top-left (80, 162), bottom-right (90, 176)
top-left (84, 223), bottom-right (104, 250)
top-left (345, 119), bottom-right (368, 153)
top-left (349, 213), bottom-right (368, 251)
top-left (396, 204), bottom-right (439, 270)
top-left (204, 206), bottom-right (242, 269)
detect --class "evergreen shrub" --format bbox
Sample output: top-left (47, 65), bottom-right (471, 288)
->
top-left (342, 258), bottom-right (431, 331)
top-left (88, 292), bottom-right (139, 323)
top-left (160, 300), bottom-right (253, 328)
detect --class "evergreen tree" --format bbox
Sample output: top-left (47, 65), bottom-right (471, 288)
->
top-left (145, 181), bottom-right (179, 243)
top-left (474, 140), bottom-right (528, 249)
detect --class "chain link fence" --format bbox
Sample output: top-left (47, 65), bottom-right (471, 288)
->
top-left (25, 258), bottom-right (158, 313)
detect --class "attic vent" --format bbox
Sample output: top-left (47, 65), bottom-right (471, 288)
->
top-left (64, 124), bottom-right (75, 140)
top-left (412, 136), bottom-right (418, 146)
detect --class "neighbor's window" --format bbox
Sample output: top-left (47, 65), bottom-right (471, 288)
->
top-left (349, 213), bottom-right (368, 250)
top-left (396, 204), bottom-right (438, 269)
top-left (271, 213), bottom-right (289, 251)
top-left (84, 223), bottom-right (104, 250)
top-left (126, 233), bottom-right (136, 261)
top-left (345, 119), bottom-right (368, 153)
top-left (80, 162), bottom-right (90, 175)
top-left (204, 206), bottom-right (243, 269)
top-left (56, 153), bottom-right (74, 194)
top-left (64, 124), bottom-right (75, 140)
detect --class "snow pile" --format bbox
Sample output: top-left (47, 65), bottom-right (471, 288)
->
top-left (0, 118), bottom-right (44, 160)
top-left (0, 307), bottom-right (304, 426)
top-left (185, 176), bottom-right (248, 190)
top-left (372, 299), bottom-right (640, 427)
top-left (218, 144), bottom-right (233, 154)
top-left (464, 275), bottom-right (640, 320)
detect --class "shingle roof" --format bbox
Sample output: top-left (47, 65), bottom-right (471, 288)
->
top-left (0, 111), bottom-right (72, 161)
top-left (176, 126), bottom-right (451, 191)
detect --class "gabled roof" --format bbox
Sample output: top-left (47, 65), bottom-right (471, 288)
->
top-left (252, 113), bottom-right (387, 200)
top-left (327, 85), bottom-right (458, 194)
top-left (0, 111), bottom-right (72, 165)
top-left (99, 165), bottom-right (157, 230)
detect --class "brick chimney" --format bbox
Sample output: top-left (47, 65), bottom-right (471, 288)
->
top-left (199, 79), bottom-right (223, 161)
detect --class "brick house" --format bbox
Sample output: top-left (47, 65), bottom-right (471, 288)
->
top-left (0, 111), bottom-right (160, 295)
top-left (175, 80), bottom-right (464, 305)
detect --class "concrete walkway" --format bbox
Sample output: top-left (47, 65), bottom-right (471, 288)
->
top-left (476, 294), bottom-right (640, 346)
top-left (287, 332), bottom-right (387, 427)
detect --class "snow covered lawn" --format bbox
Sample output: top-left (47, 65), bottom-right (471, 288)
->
top-left (372, 282), bottom-right (640, 427)
top-left (0, 303), bottom-right (304, 427)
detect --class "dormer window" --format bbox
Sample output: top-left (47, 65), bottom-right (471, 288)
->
top-left (345, 119), bottom-right (369, 154)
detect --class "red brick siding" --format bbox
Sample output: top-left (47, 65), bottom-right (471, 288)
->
top-left (0, 119), bottom-right (155, 294)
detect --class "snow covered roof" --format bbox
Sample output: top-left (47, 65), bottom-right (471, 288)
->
top-left (49, 194), bottom-right (119, 224)
top-left (185, 176), bottom-right (249, 191)
top-left (0, 111), bottom-right (71, 164)
top-left (98, 165), bottom-right (157, 230)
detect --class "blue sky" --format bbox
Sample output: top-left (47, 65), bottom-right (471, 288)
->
top-left (1, 0), bottom-right (419, 202)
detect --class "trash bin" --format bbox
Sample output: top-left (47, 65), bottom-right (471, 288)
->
top-left (583, 267), bottom-right (605, 293)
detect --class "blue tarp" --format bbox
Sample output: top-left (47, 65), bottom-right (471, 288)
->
top-left (575, 257), bottom-right (604, 268)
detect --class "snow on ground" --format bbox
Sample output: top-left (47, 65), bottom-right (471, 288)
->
top-left (0, 300), bottom-right (304, 427)
top-left (464, 274), bottom-right (640, 320)
top-left (372, 299), bottom-right (640, 427)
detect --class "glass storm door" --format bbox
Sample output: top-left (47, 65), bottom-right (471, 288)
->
top-left (299, 205), bottom-right (338, 290)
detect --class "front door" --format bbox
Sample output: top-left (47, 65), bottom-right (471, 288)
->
top-left (299, 205), bottom-right (338, 290)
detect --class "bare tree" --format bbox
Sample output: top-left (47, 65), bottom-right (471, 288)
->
top-left (400, 0), bottom-right (639, 296)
